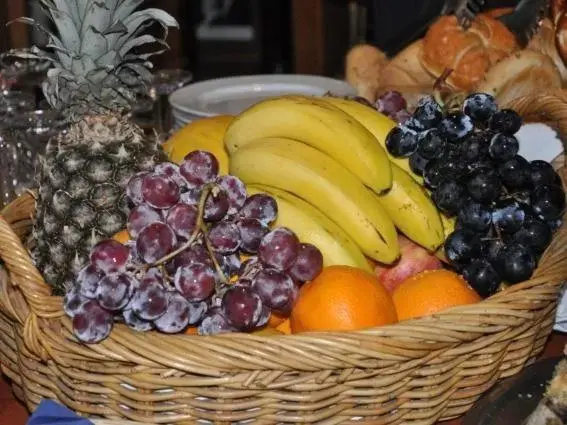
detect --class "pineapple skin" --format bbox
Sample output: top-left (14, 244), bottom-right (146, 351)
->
top-left (18, 1), bottom-right (178, 295)
top-left (33, 115), bottom-right (166, 295)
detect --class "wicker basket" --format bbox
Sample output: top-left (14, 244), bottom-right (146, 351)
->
top-left (1, 93), bottom-right (567, 425)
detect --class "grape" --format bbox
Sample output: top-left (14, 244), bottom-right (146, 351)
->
top-left (417, 129), bottom-right (446, 159)
top-left (432, 180), bottom-right (467, 216)
top-left (180, 188), bottom-right (201, 206)
top-left (90, 239), bottom-right (130, 273)
top-left (548, 218), bottom-right (563, 232)
top-left (238, 194), bottom-right (278, 225)
top-left (127, 203), bottom-right (162, 238)
top-left (217, 175), bottom-right (247, 215)
top-left (462, 259), bottom-right (500, 298)
top-left (126, 172), bottom-right (149, 205)
top-left (376, 90), bottom-right (407, 115)
top-left (423, 159), bottom-right (445, 189)
top-left (510, 220), bottom-right (552, 254)
top-left (466, 167), bottom-right (502, 204)
top-left (96, 273), bottom-right (136, 311)
top-left (489, 133), bottom-right (519, 161)
top-left (72, 300), bottom-right (113, 343)
top-left (174, 263), bottom-right (216, 301)
top-left (64, 286), bottom-right (88, 318)
top-left (411, 96), bottom-right (443, 129)
top-left (208, 221), bottom-right (241, 254)
top-left (531, 184), bottom-right (566, 220)
top-left (460, 132), bottom-right (490, 163)
top-left (165, 203), bottom-right (198, 239)
top-left (239, 257), bottom-right (263, 280)
top-left (489, 109), bottom-right (522, 134)
top-left (288, 243), bottom-right (323, 283)
top-left (495, 243), bottom-right (536, 283)
top-left (153, 292), bottom-right (194, 333)
top-left (444, 229), bottom-right (482, 266)
top-left (237, 218), bottom-right (269, 253)
top-left (457, 202), bottom-right (492, 232)
top-left (166, 243), bottom-right (212, 274)
top-left (77, 264), bottom-right (104, 299)
top-left (393, 109), bottom-right (412, 124)
top-left (530, 160), bottom-right (560, 187)
top-left (492, 199), bottom-right (526, 234)
top-left (467, 157), bottom-right (494, 173)
top-left (252, 268), bottom-right (296, 312)
top-left (222, 285), bottom-right (264, 331)
top-left (483, 238), bottom-right (505, 264)
top-left (498, 155), bottom-right (530, 190)
top-left (258, 227), bottom-right (299, 270)
top-left (141, 173), bottom-right (180, 209)
top-left (154, 162), bottom-right (188, 188)
top-left (122, 309), bottom-right (154, 332)
top-left (216, 253), bottom-right (242, 277)
top-left (198, 307), bottom-right (236, 335)
top-left (129, 278), bottom-right (169, 321)
top-left (385, 127), bottom-right (419, 157)
top-left (439, 112), bottom-right (473, 142)
top-left (408, 152), bottom-right (429, 176)
top-left (463, 93), bottom-right (498, 123)
top-left (136, 223), bottom-right (177, 263)
top-left (203, 189), bottom-right (229, 222)
top-left (180, 150), bottom-right (219, 188)
top-left (257, 305), bottom-right (271, 327)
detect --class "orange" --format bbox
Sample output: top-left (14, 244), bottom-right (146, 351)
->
top-left (267, 311), bottom-right (287, 328)
top-left (185, 327), bottom-right (199, 335)
top-left (276, 319), bottom-right (292, 335)
top-left (112, 229), bottom-right (130, 244)
top-left (392, 269), bottom-right (481, 321)
top-left (290, 265), bottom-right (397, 333)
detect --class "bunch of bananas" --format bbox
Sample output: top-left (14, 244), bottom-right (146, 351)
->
top-left (225, 95), bottom-right (450, 267)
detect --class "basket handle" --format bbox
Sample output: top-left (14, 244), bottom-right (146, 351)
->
top-left (0, 192), bottom-right (56, 317)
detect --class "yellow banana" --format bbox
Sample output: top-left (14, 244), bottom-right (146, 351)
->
top-left (375, 164), bottom-right (444, 252)
top-left (321, 96), bottom-right (424, 185)
top-left (224, 95), bottom-right (392, 193)
top-left (247, 186), bottom-right (371, 271)
top-left (230, 138), bottom-right (399, 264)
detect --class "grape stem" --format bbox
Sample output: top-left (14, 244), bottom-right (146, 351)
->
top-left (199, 221), bottom-right (229, 287)
top-left (150, 182), bottom-right (215, 267)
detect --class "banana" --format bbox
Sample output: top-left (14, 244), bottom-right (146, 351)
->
top-left (321, 96), bottom-right (424, 185)
top-left (224, 95), bottom-right (393, 193)
top-left (375, 164), bottom-right (444, 252)
top-left (247, 185), bottom-right (371, 271)
top-left (230, 138), bottom-right (400, 264)
top-left (435, 213), bottom-right (456, 263)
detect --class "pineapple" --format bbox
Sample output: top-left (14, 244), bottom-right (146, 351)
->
top-left (19, 1), bottom-right (178, 295)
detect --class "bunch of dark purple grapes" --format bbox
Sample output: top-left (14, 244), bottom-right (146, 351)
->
top-left (385, 91), bottom-right (566, 298)
top-left (64, 151), bottom-right (323, 343)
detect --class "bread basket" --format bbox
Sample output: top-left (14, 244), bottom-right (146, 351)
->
top-left (0, 92), bottom-right (567, 425)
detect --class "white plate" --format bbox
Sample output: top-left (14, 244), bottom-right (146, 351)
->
top-left (169, 74), bottom-right (356, 118)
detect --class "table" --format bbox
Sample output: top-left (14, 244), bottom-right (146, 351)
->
top-left (2, 331), bottom-right (567, 425)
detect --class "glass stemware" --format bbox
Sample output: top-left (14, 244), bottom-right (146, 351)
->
top-left (149, 69), bottom-right (193, 137)
top-left (0, 109), bottom-right (64, 208)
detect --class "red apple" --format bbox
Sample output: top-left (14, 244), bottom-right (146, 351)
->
top-left (373, 235), bottom-right (443, 293)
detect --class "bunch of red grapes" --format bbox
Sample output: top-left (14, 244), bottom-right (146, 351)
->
top-left (64, 151), bottom-right (323, 343)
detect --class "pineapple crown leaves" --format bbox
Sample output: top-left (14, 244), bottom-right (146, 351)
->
top-left (11, 0), bottom-right (179, 118)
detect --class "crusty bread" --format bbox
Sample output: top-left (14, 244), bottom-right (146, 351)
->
top-left (476, 49), bottom-right (562, 105)
top-left (421, 15), bottom-right (519, 91)
top-left (379, 39), bottom-right (436, 88)
top-left (345, 44), bottom-right (388, 103)
top-left (528, 18), bottom-right (567, 83)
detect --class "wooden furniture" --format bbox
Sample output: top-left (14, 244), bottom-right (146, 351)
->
top-left (1, 0), bottom-right (28, 51)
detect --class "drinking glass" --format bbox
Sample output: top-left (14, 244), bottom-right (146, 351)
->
top-left (0, 109), bottom-right (64, 207)
top-left (149, 69), bottom-right (193, 137)
top-left (0, 48), bottom-right (51, 104)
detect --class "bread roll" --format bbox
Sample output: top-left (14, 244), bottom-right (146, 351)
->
top-left (345, 44), bottom-right (388, 103)
top-left (551, 0), bottom-right (566, 27)
top-left (379, 40), bottom-right (436, 88)
top-left (528, 18), bottom-right (567, 83)
top-left (476, 50), bottom-right (562, 105)
top-left (421, 15), bottom-right (518, 91)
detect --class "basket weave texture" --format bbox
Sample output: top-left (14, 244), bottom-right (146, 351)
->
top-left (0, 94), bottom-right (567, 425)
